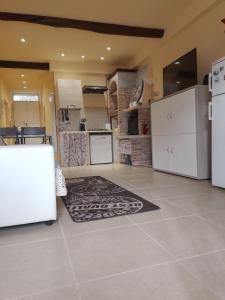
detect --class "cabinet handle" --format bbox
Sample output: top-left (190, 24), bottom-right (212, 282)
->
top-left (208, 73), bottom-right (212, 92)
top-left (171, 147), bottom-right (174, 154)
top-left (166, 146), bottom-right (170, 153)
top-left (208, 102), bottom-right (213, 121)
top-left (170, 112), bottom-right (173, 119)
top-left (166, 113), bottom-right (170, 120)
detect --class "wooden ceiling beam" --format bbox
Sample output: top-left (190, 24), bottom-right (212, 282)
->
top-left (0, 12), bottom-right (164, 38)
top-left (0, 60), bottom-right (49, 70)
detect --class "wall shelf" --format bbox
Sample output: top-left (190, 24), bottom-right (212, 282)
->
top-left (59, 107), bottom-right (81, 111)
top-left (123, 105), bottom-right (150, 113)
top-left (110, 90), bottom-right (117, 96)
top-left (118, 134), bottom-right (150, 139)
top-left (110, 114), bottom-right (118, 119)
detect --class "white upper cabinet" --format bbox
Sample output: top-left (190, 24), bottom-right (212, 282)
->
top-left (170, 89), bottom-right (196, 135)
top-left (151, 99), bottom-right (171, 135)
top-left (57, 79), bottom-right (83, 109)
top-left (151, 88), bottom-right (196, 136)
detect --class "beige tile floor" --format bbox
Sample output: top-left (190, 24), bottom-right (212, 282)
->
top-left (1, 164), bottom-right (225, 300)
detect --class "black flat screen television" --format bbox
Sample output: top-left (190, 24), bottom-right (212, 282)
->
top-left (163, 48), bottom-right (197, 97)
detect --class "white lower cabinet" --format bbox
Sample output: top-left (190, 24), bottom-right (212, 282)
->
top-left (152, 134), bottom-right (197, 177)
top-left (171, 134), bottom-right (197, 177)
top-left (152, 135), bottom-right (172, 172)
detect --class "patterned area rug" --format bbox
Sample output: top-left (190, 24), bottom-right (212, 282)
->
top-left (63, 176), bottom-right (160, 223)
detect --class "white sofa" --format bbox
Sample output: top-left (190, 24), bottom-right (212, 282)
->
top-left (0, 144), bottom-right (57, 227)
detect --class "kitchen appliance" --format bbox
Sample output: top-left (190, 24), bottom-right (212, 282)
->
top-left (82, 85), bottom-right (108, 94)
top-left (79, 118), bottom-right (86, 131)
top-left (89, 132), bottom-right (113, 164)
top-left (209, 56), bottom-right (225, 188)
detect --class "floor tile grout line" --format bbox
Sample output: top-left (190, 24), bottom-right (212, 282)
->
top-left (175, 256), bottom-right (225, 300)
top-left (194, 213), bottom-right (225, 231)
top-left (165, 198), bottom-right (225, 217)
top-left (0, 236), bottom-right (63, 250)
top-left (102, 177), bottom-right (218, 205)
top-left (128, 213), bottom-right (197, 226)
top-left (127, 214), bottom-right (225, 262)
top-left (61, 166), bottom-right (225, 298)
top-left (129, 215), bottom-right (225, 262)
top-left (3, 284), bottom-right (78, 300)
top-left (129, 215), bottom-right (225, 300)
top-left (58, 213), bottom-right (197, 239)
top-left (59, 219), bottom-right (83, 300)
top-left (58, 221), bottom-right (135, 237)
top-left (153, 197), bottom-right (225, 230)
top-left (175, 247), bottom-right (225, 263)
top-left (77, 260), bottom-right (175, 286)
top-left (127, 216), bottom-right (176, 260)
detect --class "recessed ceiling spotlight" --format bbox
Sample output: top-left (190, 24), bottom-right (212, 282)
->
top-left (81, 55), bottom-right (85, 59)
top-left (21, 74), bottom-right (25, 78)
top-left (24, 86), bottom-right (27, 89)
top-left (174, 61), bottom-right (180, 65)
top-left (61, 53), bottom-right (65, 57)
top-left (22, 80), bottom-right (26, 84)
top-left (107, 47), bottom-right (111, 51)
top-left (100, 57), bottom-right (105, 60)
top-left (176, 81), bottom-right (181, 84)
top-left (20, 38), bottom-right (26, 43)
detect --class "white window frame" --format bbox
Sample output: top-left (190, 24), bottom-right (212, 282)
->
top-left (13, 93), bottom-right (40, 102)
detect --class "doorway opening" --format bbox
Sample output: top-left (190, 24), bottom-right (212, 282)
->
top-left (13, 93), bottom-right (40, 128)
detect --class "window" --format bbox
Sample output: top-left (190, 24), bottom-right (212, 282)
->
top-left (13, 93), bottom-right (39, 102)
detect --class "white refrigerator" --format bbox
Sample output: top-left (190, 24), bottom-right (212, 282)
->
top-left (209, 56), bottom-right (225, 188)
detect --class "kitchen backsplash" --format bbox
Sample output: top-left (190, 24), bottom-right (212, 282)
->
top-left (60, 107), bottom-right (109, 131)
top-left (85, 107), bottom-right (109, 130)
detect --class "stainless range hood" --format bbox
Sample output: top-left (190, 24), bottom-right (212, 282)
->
top-left (82, 85), bottom-right (108, 94)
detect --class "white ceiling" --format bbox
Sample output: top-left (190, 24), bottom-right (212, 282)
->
top-left (0, 0), bottom-right (197, 67)
top-left (0, 68), bottom-right (49, 92)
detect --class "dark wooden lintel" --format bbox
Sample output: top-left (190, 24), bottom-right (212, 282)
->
top-left (0, 60), bottom-right (49, 70)
top-left (0, 12), bottom-right (164, 38)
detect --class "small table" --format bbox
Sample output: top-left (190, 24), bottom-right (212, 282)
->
top-left (0, 135), bottom-right (52, 145)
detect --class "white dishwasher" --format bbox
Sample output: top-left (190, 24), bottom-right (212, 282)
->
top-left (89, 133), bottom-right (113, 164)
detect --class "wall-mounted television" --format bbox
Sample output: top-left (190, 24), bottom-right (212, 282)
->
top-left (163, 48), bottom-right (197, 97)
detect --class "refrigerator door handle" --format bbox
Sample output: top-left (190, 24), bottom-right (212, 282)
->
top-left (209, 73), bottom-right (213, 92)
top-left (208, 102), bottom-right (213, 121)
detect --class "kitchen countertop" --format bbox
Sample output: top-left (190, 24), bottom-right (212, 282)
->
top-left (118, 134), bottom-right (150, 139)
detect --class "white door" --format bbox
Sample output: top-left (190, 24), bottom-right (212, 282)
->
top-left (151, 100), bottom-right (172, 136)
top-left (14, 101), bottom-right (41, 144)
top-left (171, 133), bottom-right (197, 177)
top-left (170, 89), bottom-right (196, 135)
top-left (152, 135), bottom-right (171, 171)
top-left (212, 94), bottom-right (225, 187)
top-left (14, 102), bottom-right (40, 127)
top-left (90, 134), bottom-right (113, 164)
